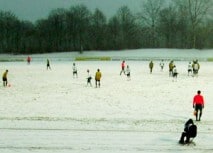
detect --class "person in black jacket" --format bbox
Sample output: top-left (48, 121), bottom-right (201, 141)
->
top-left (47, 59), bottom-right (51, 70)
top-left (179, 119), bottom-right (197, 144)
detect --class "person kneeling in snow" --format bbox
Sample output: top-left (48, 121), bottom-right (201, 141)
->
top-left (179, 119), bottom-right (197, 144)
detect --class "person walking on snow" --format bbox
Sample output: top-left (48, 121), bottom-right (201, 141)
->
top-left (169, 60), bottom-right (174, 77)
top-left (126, 65), bottom-right (131, 80)
top-left (47, 59), bottom-right (51, 70)
top-left (86, 69), bottom-right (92, 86)
top-left (27, 56), bottom-right (31, 64)
top-left (149, 61), bottom-right (154, 74)
top-left (172, 65), bottom-right (178, 81)
top-left (159, 60), bottom-right (164, 71)
top-left (188, 62), bottom-right (193, 76)
top-left (192, 60), bottom-right (200, 77)
top-left (193, 90), bottom-right (204, 121)
top-left (120, 60), bottom-right (126, 75)
top-left (2, 69), bottom-right (8, 87)
top-left (95, 69), bottom-right (102, 88)
top-left (72, 63), bottom-right (78, 78)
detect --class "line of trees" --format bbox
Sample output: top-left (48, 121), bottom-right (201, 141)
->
top-left (0, 0), bottom-right (212, 54)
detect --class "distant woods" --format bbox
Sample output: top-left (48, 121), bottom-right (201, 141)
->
top-left (0, 0), bottom-right (212, 54)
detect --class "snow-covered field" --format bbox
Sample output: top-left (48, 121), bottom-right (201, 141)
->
top-left (0, 50), bottom-right (213, 153)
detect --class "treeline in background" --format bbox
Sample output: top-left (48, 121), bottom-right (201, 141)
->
top-left (0, 0), bottom-right (212, 54)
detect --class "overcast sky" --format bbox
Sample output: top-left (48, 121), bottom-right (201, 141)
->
top-left (0, 0), bottom-right (144, 22)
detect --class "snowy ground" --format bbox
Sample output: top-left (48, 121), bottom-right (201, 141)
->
top-left (0, 50), bottom-right (213, 153)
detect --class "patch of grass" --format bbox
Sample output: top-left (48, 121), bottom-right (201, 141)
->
top-left (207, 58), bottom-right (213, 62)
top-left (75, 56), bottom-right (111, 61)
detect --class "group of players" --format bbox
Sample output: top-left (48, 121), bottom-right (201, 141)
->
top-left (119, 59), bottom-right (200, 81)
top-left (1, 56), bottom-right (205, 146)
top-left (2, 56), bottom-right (201, 88)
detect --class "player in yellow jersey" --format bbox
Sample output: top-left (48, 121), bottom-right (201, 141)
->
top-left (2, 70), bottom-right (8, 87)
top-left (95, 69), bottom-right (102, 88)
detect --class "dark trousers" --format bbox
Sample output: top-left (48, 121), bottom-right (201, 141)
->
top-left (2, 77), bottom-right (7, 87)
top-left (195, 104), bottom-right (202, 121)
top-left (120, 68), bottom-right (125, 75)
top-left (95, 80), bottom-right (100, 87)
top-left (179, 132), bottom-right (190, 143)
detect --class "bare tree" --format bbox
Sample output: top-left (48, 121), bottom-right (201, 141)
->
top-left (90, 8), bottom-right (107, 50)
top-left (140, 0), bottom-right (165, 47)
top-left (116, 6), bottom-right (139, 49)
top-left (174, 0), bottom-right (212, 48)
top-left (35, 19), bottom-right (51, 53)
top-left (0, 11), bottom-right (20, 53)
top-left (48, 8), bottom-right (66, 52)
top-left (71, 5), bottom-right (91, 52)
top-left (19, 20), bottom-right (35, 53)
top-left (187, 0), bottom-right (212, 48)
top-left (158, 6), bottom-right (178, 48)
top-left (107, 16), bottom-right (121, 49)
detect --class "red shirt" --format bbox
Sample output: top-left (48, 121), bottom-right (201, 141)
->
top-left (121, 62), bottom-right (125, 68)
top-left (193, 94), bottom-right (204, 105)
top-left (27, 56), bottom-right (31, 62)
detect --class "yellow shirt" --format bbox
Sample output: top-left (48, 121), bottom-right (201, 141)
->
top-left (2, 72), bottom-right (7, 79)
top-left (95, 71), bottom-right (102, 81)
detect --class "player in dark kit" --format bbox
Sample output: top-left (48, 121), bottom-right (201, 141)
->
top-left (47, 59), bottom-right (51, 70)
top-left (179, 119), bottom-right (197, 144)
